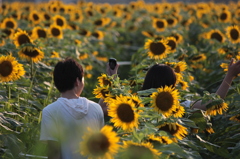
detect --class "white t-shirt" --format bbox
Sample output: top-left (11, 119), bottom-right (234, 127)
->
top-left (40, 97), bottom-right (104, 159)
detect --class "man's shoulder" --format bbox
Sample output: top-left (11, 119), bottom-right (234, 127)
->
top-left (42, 100), bottom-right (60, 112)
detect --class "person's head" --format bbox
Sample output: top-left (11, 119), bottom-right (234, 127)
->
top-left (141, 64), bottom-right (176, 90)
top-left (53, 58), bottom-right (84, 94)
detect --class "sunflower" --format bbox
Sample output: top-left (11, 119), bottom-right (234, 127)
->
top-left (178, 80), bottom-right (189, 90)
top-left (144, 39), bottom-right (171, 60)
top-left (108, 95), bottom-right (139, 131)
top-left (18, 46), bottom-right (44, 63)
top-left (42, 12), bottom-right (51, 21)
top-left (171, 105), bottom-right (185, 118)
top-left (173, 61), bottom-right (187, 73)
top-left (141, 31), bottom-right (154, 37)
top-left (1, 28), bottom-right (14, 39)
top-left (97, 74), bottom-right (112, 87)
top-left (166, 36), bottom-right (177, 53)
top-left (158, 122), bottom-right (188, 140)
top-left (31, 26), bottom-right (47, 40)
top-left (1, 17), bottom-right (17, 29)
top-left (150, 86), bottom-right (180, 117)
top-left (166, 17), bottom-right (178, 27)
top-left (218, 10), bottom-right (231, 23)
top-left (29, 10), bottom-right (42, 24)
top-left (93, 86), bottom-right (112, 99)
top-left (229, 114), bottom-right (240, 122)
top-left (85, 65), bottom-right (93, 71)
top-left (13, 29), bottom-right (33, 47)
top-left (91, 30), bottom-right (104, 40)
top-left (171, 33), bottom-right (183, 44)
top-left (0, 54), bottom-right (25, 82)
top-left (53, 15), bottom-right (67, 29)
top-left (112, 8), bottom-right (122, 18)
top-left (147, 134), bottom-right (173, 144)
top-left (128, 95), bottom-right (144, 111)
top-left (205, 29), bottom-right (225, 43)
top-left (189, 54), bottom-right (207, 62)
top-left (49, 24), bottom-right (63, 39)
top-left (205, 99), bottom-right (228, 116)
top-left (80, 125), bottom-right (120, 159)
top-left (79, 53), bottom-right (88, 60)
top-left (121, 141), bottom-right (161, 159)
top-left (78, 29), bottom-right (91, 37)
top-left (152, 18), bottom-right (168, 32)
top-left (50, 51), bottom-right (60, 58)
top-left (93, 18), bottom-right (111, 27)
top-left (226, 25), bottom-right (240, 44)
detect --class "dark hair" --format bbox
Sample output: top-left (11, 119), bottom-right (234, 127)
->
top-left (141, 64), bottom-right (176, 90)
top-left (53, 58), bottom-right (84, 93)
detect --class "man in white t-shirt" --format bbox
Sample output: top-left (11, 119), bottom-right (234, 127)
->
top-left (40, 58), bottom-right (104, 159)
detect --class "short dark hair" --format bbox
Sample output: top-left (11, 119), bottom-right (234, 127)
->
top-left (53, 58), bottom-right (84, 93)
top-left (141, 64), bottom-right (176, 90)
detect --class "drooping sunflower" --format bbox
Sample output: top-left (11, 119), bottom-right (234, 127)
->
top-left (0, 54), bottom-right (25, 82)
top-left (205, 29), bottom-right (225, 43)
top-left (226, 25), bottom-right (240, 44)
top-left (173, 61), bottom-right (187, 73)
top-left (1, 17), bottom-right (17, 29)
top-left (189, 53), bottom-right (207, 63)
top-left (205, 99), bottom-right (228, 116)
top-left (152, 18), bottom-right (168, 32)
top-left (91, 30), bottom-right (104, 40)
top-left (144, 39), bottom-right (171, 60)
top-left (53, 15), bottom-right (67, 29)
top-left (150, 86), bottom-right (180, 117)
top-left (158, 122), bottom-right (188, 140)
top-left (29, 10), bottom-right (42, 24)
top-left (13, 29), bottom-right (33, 47)
top-left (218, 10), bottom-right (231, 23)
top-left (31, 26), bottom-right (47, 40)
top-left (97, 74), bottom-right (112, 87)
top-left (147, 134), bottom-right (173, 145)
top-left (18, 46), bottom-right (44, 63)
top-left (93, 86), bottom-right (112, 99)
top-left (49, 24), bottom-right (63, 39)
top-left (121, 141), bottom-right (161, 159)
top-left (108, 95), bottom-right (139, 131)
top-left (50, 51), bottom-right (60, 58)
top-left (166, 36), bottom-right (177, 53)
top-left (80, 125), bottom-right (120, 159)
top-left (229, 114), bottom-right (240, 122)
top-left (141, 31), bottom-right (155, 37)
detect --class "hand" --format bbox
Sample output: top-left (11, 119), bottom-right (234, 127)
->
top-left (227, 58), bottom-right (240, 78)
top-left (106, 62), bottom-right (119, 76)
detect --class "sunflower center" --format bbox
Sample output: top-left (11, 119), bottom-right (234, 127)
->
top-left (33, 14), bottom-right (39, 21)
top-left (126, 145), bottom-right (154, 159)
top-left (167, 19), bottom-right (174, 25)
top-left (51, 28), bottom-right (60, 36)
top-left (44, 14), bottom-right (50, 20)
top-left (6, 21), bottom-right (14, 28)
top-left (56, 18), bottom-right (64, 26)
top-left (18, 34), bottom-right (31, 46)
top-left (94, 20), bottom-right (103, 26)
top-left (149, 42), bottom-right (166, 55)
top-left (230, 29), bottom-right (239, 40)
top-left (159, 124), bottom-right (178, 135)
top-left (220, 12), bottom-right (227, 20)
top-left (86, 133), bottom-right (110, 156)
top-left (60, 7), bottom-right (65, 12)
top-left (155, 92), bottom-right (174, 111)
top-left (92, 33), bottom-right (99, 38)
top-left (2, 29), bottom-right (11, 38)
top-left (79, 29), bottom-right (87, 36)
top-left (117, 103), bottom-right (134, 122)
top-left (0, 61), bottom-right (13, 77)
top-left (87, 11), bottom-right (93, 16)
top-left (147, 31), bottom-right (154, 37)
top-left (156, 21), bottom-right (164, 28)
top-left (210, 32), bottom-right (222, 42)
top-left (22, 47), bottom-right (40, 57)
top-left (191, 55), bottom-right (202, 61)
top-left (167, 40), bottom-right (176, 51)
top-left (175, 66), bottom-right (180, 73)
top-left (37, 29), bottom-right (47, 38)
top-left (103, 78), bottom-right (111, 86)
top-left (100, 89), bottom-right (109, 98)
top-left (236, 116), bottom-right (240, 120)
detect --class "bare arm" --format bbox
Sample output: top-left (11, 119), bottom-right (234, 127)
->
top-left (47, 141), bottom-right (61, 159)
top-left (192, 59), bottom-right (240, 110)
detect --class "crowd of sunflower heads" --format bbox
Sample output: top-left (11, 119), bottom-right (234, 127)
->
top-left (0, 0), bottom-right (240, 158)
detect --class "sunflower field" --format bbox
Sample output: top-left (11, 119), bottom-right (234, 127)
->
top-left (0, 0), bottom-right (240, 158)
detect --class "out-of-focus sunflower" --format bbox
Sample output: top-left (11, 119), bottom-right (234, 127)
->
top-left (13, 29), bottom-right (33, 47)
top-left (0, 54), bottom-right (25, 82)
top-left (152, 18), bottom-right (168, 32)
top-left (148, 134), bottom-right (173, 144)
top-left (42, 12), bottom-right (51, 21)
top-left (91, 30), bottom-right (104, 40)
top-left (150, 86), bottom-right (180, 117)
top-left (121, 141), bottom-right (161, 159)
top-left (181, 18), bottom-right (193, 27)
top-left (96, 57), bottom-right (108, 62)
top-left (18, 46), bottom-right (44, 63)
top-left (205, 99), bottom-right (228, 116)
top-left (218, 10), bottom-right (232, 23)
top-left (1, 17), bottom-right (17, 29)
top-left (49, 24), bottom-right (63, 39)
top-left (93, 18), bottom-right (111, 27)
top-left (189, 54), bottom-right (207, 63)
top-left (229, 114), bottom-right (240, 122)
top-left (226, 25), bottom-right (240, 44)
top-left (53, 15), bottom-right (67, 29)
top-left (31, 26), bottom-right (47, 40)
top-left (1, 28), bottom-right (14, 39)
top-left (141, 31), bottom-right (155, 37)
top-left (79, 53), bottom-right (88, 60)
top-left (93, 86), bottom-right (112, 99)
top-left (166, 17), bottom-right (178, 27)
top-left (97, 73), bottom-right (112, 87)
top-left (178, 80), bottom-right (189, 90)
top-left (144, 39), bottom-right (171, 60)
top-left (29, 10), bottom-right (42, 24)
top-left (171, 33), bottom-right (183, 44)
top-left (50, 51), bottom-right (60, 58)
top-left (166, 36), bottom-right (177, 53)
top-left (70, 10), bottom-right (83, 23)
top-left (108, 95), bottom-right (139, 131)
top-left (85, 8), bottom-right (94, 17)
top-left (158, 122), bottom-right (188, 140)
top-left (85, 65), bottom-right (93, 71)
top-left (112, 8), bottom-right (122, 18)
top-left (127, 95), bottom-right (144, 112)
top-left (173, 61), bottom-right (187, 73)
top-left (49, 4), bottom-right (59, 13)
top-left (78, 29), bottom-right (91, 37)
top-left (205, 29), bottom-right (225, 43)
top-left (80, 125), bottom-right (120, 159)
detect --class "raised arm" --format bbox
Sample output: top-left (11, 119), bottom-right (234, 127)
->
top-left (192, 59), bottom-right (240, 110)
